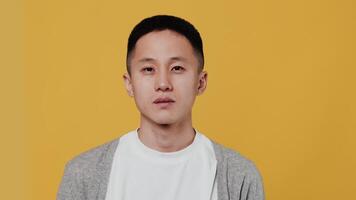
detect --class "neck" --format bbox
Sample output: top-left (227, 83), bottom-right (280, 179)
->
top-left (137, 115), bottom-right (196, 153)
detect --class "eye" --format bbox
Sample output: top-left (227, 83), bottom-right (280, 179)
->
top-left (142, 66), bottom-right (154, 73)
top-left (172, 66), bottom-right (184, 72)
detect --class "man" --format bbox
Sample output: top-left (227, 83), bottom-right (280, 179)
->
top-left (57, 15), bottom-right (264, 200)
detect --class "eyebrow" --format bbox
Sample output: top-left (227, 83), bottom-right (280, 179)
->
top-left (138, 56), bottom-right (187, 63)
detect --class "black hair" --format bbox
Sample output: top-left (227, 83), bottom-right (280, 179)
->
top-left (126, 15), bottom-right (204, 75)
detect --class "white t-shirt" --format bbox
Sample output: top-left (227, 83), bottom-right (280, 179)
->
top-left (105, 128), bottom-right (218, 200)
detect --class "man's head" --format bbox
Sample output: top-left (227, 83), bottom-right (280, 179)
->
top-left (126, 15), bottom-right (204, 75)
top-left (123, 15), bottom-right (207, 126)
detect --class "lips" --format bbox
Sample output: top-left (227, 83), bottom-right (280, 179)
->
top-left (153, 97), bottom-right (175, 104)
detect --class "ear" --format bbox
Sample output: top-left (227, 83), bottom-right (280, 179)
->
top-left (197, 71), bottom-right (208, 95)
top-left (123, 72), bottom-right (134, 97)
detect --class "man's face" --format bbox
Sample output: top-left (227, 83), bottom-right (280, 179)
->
top-left (123, 29), bottom-right (207, 126)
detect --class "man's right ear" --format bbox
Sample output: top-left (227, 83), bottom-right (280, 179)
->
top-left (123, 73), bottom-right (134, 97)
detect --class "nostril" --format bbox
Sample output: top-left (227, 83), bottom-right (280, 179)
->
top-left (155, 80), bottom-right (172, 91)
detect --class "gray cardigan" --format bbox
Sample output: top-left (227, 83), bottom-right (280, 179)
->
top-left (57, 136), bottom-right (264, 200)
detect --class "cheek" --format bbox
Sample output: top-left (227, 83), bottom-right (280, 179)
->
top-left (132, 77), bottom-right (151, 95)
top-left (132, 82), bottom-right (152, 106)
top-left (176, 78), bottom-right (198, 102)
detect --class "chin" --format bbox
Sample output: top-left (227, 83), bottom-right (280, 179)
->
top-left (153, 118), bottom-right (176, 126)
top-left (141, 112), bottom-right (181, 126)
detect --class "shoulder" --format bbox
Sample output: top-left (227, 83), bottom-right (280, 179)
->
top-left (63, 136), bottom-right (120, 177)
top-left (57, 137), bottom-right (120, 199)
top-left (212, 141), bottom-right (263, 182)
top-left (212, 141), bottom-right (265, 199)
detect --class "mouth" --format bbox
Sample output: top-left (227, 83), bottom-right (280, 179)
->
top-left (153, 97), bottom-right (175, 107)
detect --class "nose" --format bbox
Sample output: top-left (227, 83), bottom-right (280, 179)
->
top-left (154, 71), bottom-right (172, 92)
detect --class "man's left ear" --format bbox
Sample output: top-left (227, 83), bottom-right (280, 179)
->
top-left (197, 71), bottom-right (208, 95)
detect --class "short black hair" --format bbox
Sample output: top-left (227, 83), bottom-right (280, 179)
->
top-left (126, 15), bottom-right (204, 75)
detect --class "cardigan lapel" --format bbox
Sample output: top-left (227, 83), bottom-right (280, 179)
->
top-left (211, 140), bottom-right (229, 200)
top-left (96, 137), bottom-right (120, 200)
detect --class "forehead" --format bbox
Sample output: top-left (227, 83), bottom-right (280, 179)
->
top-left (137, 29), bottom-right (191, 46)
top-left (132, 29), bottom-right (196, 60)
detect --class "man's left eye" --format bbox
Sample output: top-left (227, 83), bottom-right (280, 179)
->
top-left (172, 66), bottom-right (184, 71)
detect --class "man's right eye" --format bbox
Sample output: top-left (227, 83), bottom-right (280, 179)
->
top-left (142, 67), bottom-right (154, 73)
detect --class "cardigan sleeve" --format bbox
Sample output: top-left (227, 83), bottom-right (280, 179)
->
top-left (244, 162), bottom-right (264, 200)
top-left (56, 159), bottom-right (86, 200)
top-left (227, 153), bottom-right (265, 200)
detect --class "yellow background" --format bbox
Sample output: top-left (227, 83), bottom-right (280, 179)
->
top-left (1, 0), bottom-right (355, 199)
